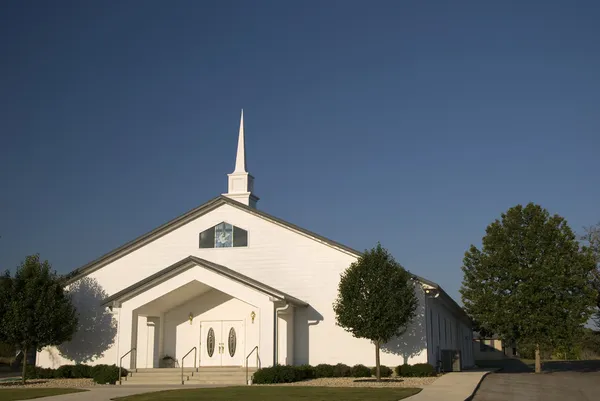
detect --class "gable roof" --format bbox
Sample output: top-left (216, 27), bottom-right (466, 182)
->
top-left (65, 195), bottom-right (359, 284)
top-left (65, 195), bottom-right (470, 322)
top-left (102, 255), bottom-right (308, 307)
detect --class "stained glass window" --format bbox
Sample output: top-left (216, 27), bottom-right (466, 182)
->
top-left (228, 327), bottom-right (237, 357)
top-left (199, 222), bottom-right (248, 248)
top-left (207, 328), bottom-right (215, 357)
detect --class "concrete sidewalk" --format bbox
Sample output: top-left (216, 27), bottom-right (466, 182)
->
top-left (409, 370), bottom-right (494, 401)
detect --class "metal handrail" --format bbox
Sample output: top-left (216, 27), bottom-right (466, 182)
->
top-left (181, 347), bottom-right (197, 385)
top-left (119, 347), bottom-right (136, 385)
top-left (245, 346), bottom-right (260, 385)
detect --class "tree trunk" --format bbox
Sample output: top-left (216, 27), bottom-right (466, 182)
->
top-left (21, 347), bottom-right (27, 385)
top-left (535, 344), bottom-right (541, 373)
top-left (375, 340), bottom-right (381, 382)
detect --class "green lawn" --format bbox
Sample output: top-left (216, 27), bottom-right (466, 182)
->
top-left (115, 386), bottom-right (422, 401)
top-left (0, 388), bottom-right (86, 400)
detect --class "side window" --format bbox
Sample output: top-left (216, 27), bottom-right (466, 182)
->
top-left (233, 226), bottom-right (248, 247)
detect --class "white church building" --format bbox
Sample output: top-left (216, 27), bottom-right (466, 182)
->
top-left (37, 112), bottom-right (474, 376)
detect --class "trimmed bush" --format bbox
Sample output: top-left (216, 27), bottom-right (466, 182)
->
top-left (351, 364), bottom-right (371, 378)
top-left (411, 363), bottom-right (436, 377)
top-left (25, 365), bottom-right (56, 379)
top-left (396, 364), bottom-right (412, 377)
top-left (23, 363), bottom-right (123, 382)
top-left (56, 364), bottom-right (75, 378)
top-left (252, 365), bottom-right (299, 384)
top-left (396, 363), bottom-right (436, 377)
top-left (91, 364), bottom-right (121, 385)
top-left (72, 364), bottom-right (93, 378)
top-left (296, 364), bottom-right (315, 380)
top-left (333, 363), bottom-right (352, 377)
top-left (371, 365), bottom-right (392, 378)
top-left (314, 364), bottom-right (335, 378)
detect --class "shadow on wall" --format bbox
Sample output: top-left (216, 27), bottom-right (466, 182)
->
top-left (381, 285), bottom-right (427, 364)
top-left (294, 306), bottom-right (324, 365)
top-left (57, 277), bottom-right (117, 363)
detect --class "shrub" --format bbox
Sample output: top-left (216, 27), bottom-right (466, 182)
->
top-left (411, 363), bottom-right (436, 377)
top-left (396, 364), bottom-right (412, 377)
top-left (296, 364), bottom-right (315, 380)
top-left (351, 364), bottom-right (371, 378)
top-left (314, 364), bottom-right (335, 378)
top-left (333, 363), bottom-right (352, 377)
top-left (91, 364), bottom-right (121, 385)
top-left (24, 365), bottom-right (56, 379)
top-left (56, 364), bottom-right (75, 378)
top-left (396, 363), bottom-right (436, 377)
top-left (252, 365), bottom-right (299, 384)
top-left (371, 365), bottom-right (392, 378)
top-left (252, 366), bottom-right (276, 384)
top-left (72, 364), bottom-right (93, 378)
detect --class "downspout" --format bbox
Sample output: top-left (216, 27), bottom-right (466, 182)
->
top-left (273, 301), bottom-right (290, 366)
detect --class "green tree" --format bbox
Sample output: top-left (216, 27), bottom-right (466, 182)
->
top-left (333, 244), bottom-right (418, 381)
top-left (0, 255), bottom-right (78, 384)
top-left (461, 203), bottom-right (597, 373)
top-left (580, 222), bottom-right (600, 327)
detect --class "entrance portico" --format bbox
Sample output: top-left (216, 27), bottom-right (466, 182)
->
top-left (103, 256), bottom-right (307, 370)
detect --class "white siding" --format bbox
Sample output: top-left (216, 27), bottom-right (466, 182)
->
top-left (38, 202), bottom-right (467, 370)
top-left (426, 295), bottom-right (474, 369)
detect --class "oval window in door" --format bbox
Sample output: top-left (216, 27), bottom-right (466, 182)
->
top-left (228, 327), bottom-right (237, 357)
top-left (207, 328), bottom-right (215, 357)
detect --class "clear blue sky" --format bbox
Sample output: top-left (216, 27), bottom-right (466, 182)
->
top-left (1, 0), bottom-right (599, 304)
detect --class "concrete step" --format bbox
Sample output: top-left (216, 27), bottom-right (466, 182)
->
top-left (119, 367), bottom-right (257, 386)
top-left (134, 368), bottom-right (197, 373)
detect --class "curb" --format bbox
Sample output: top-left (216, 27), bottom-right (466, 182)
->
top-left (464, 369), bottom-right (499, 401)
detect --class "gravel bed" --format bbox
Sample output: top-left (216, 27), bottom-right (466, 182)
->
top-left (259, 376), bottom-right (438, 388)
top-left (0, 378), bottom-right (95, 388)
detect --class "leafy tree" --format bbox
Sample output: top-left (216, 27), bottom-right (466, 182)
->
top-left (333, 244), bottom-right (418, 381)
top-left (580, 222), bottom-right (600, 327)
top-left (0, 255), bottom-right (78, 384)
top-left (461, 203), bottom-right (597, 373)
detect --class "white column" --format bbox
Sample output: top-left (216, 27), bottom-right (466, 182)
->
top-left (136, 315), bottom-right (148, 368)
top-left (117, 307), bottom-right (133, 370)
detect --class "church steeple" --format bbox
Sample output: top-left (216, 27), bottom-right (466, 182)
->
top-left (224, 110), bottom-right (259, 208)
top-left (233, 109), bottom-right (246, 173)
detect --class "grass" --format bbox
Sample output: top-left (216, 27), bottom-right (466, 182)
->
top-left (0, 388), bottom-right (86, 400)
top-left (115, 386), bottom-right (422, 401)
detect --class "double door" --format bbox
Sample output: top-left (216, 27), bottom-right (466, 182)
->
top-left (200, 320), bottom-right (244, 366)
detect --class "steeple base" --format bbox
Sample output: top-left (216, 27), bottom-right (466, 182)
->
top-left (223, 192), bottom-right (259, 208)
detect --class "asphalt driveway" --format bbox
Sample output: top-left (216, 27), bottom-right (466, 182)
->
top-left (471, 360), bottom-right (600, 401)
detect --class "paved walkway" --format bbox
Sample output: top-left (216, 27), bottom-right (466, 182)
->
top-left (408, 370), bottom-right (493, 401)
top-left (472, 371), bottom-right (600, 401)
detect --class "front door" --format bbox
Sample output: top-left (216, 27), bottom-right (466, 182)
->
top-left (200, 320), bottom-right (244, 366)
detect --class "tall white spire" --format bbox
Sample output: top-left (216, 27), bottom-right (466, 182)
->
top-left (234, 109), bottom-right (247, 173)
top-left (224, 109), bottom-right (259, 208)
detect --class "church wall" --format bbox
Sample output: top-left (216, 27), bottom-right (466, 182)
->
top-left (36, 319), bottom-right (119, 369)
top-left (427, 295), bottom-right (475, 369)
top-left (39, 202), bottom-right (467, 369)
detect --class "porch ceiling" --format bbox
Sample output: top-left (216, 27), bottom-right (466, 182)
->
top-left (136, 280), bottom-right (211, 315)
